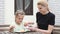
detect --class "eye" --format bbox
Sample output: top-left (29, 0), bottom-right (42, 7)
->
top-left (19, 18), bottom-right (21, 19)
top-left (39, 8), bottom-right (42, 9)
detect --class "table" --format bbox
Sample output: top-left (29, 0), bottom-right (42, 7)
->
top-left (0, 31), bottom-right (42, 34)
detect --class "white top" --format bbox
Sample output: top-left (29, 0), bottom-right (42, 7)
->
top-left (10, 22), bottom-right (30, 32)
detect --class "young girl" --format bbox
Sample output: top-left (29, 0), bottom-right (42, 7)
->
top-left (9, 10), bottom-right (29, 32)
top-left (28, 1), bottom-right (55, 34)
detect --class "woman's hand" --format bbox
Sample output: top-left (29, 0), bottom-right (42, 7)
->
top-left (28, 27), bottom-right (38, 31)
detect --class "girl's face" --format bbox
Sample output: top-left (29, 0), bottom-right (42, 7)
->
top-left (15, 14), bottom-right (24, 24)
top-left (37, 5), bottom-right (48, 13)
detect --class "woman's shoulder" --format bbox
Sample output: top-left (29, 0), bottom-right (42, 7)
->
top-left (36, 12), bottom-right (40, 15)
top-left (48, 12), bottom-right (55, 18)
top-left (36, 12), bottom-right (40, 14)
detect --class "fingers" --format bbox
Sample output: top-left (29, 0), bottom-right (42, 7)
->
top-left (24, 22), bottom-right (34, 26)
top-left (10, 26), bottom-right (15, 29)
top-left (28, 22), bottom-right (34, 24)
top-left (9, 26), bottom-right (15, 32)
top-left (28, 27), bottom-right (35, 31)
top-left (24, 23), bottom-right (28, 26)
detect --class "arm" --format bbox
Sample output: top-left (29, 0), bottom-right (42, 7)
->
top-left (36, 13), bottom-right (55, 34)
top-left (36, 25), bottom-right (54, 34)
top-left (29, 14), bottom-right (55, 34)
top-left (28, 25), bottom-right (54, 34)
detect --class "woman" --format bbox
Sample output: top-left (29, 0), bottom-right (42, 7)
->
top-left (28, 1), bottom-right (55, 34)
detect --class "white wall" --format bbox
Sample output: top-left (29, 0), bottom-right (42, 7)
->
top-left (5, 0), bottom-right (60, 25)
top-left (5, 0), bottom-right (14, 24)
top-left (0, 0), bottom-right (5, 24)
top-left (48, 0), bottom-right (60, 25)
top-left (4, 0), bottom-right (49, 24)
top-left (5, 0), bottom-right (45, 24)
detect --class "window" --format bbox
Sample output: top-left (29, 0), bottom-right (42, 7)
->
top-left (15, 0), bottom-right (33, 15)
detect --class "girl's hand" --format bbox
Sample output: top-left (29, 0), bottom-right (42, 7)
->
top-left (9, 26), bottom-right (15, 32)
top-left (24, 22), bottom-right (29, 26)
top-left (24, 22), bottom-right (34, 26)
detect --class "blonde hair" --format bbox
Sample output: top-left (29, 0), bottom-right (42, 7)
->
top-left (37, 1), bottom-right (49, 11)
top-left (15, 10), bottom-right (25, 16)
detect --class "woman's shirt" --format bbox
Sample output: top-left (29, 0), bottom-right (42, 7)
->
top-left (36, 12), bottom-right (55, 34)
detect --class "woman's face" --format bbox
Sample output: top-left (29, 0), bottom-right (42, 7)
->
top-left (37, 5), bottom-right (48, 13)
